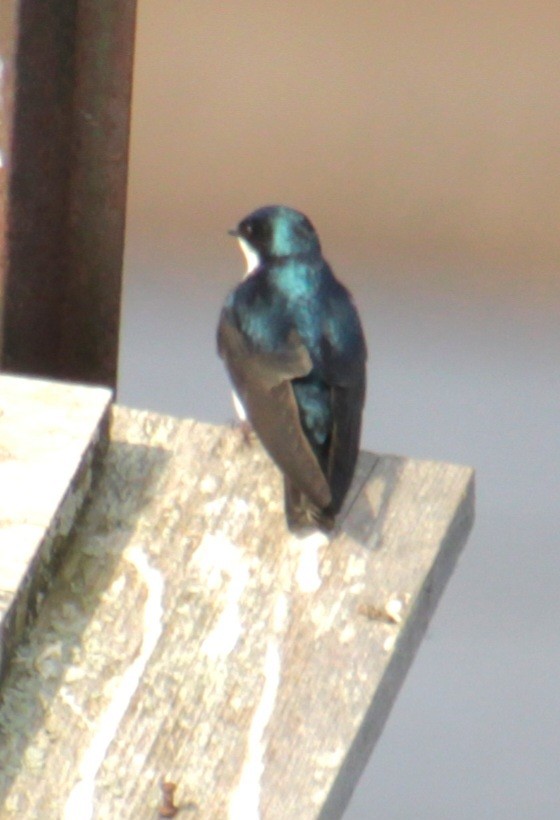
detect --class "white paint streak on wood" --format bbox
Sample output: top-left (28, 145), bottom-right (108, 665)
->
top-left (193, 533), bottom-right (250, 661)
top-left (289, 530), bottom-right (329, 594)
top-left (63, 545), bottom-right (163, 820)
top-left (229, 592), bottom-right (288, 820)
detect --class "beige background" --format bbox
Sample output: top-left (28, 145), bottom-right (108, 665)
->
top-left (127, 1), bottom-right (558, 304)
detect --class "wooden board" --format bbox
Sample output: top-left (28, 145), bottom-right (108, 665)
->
top-left (0, 404), bottom-right (474, 819)
top-left (0, 374), bottom-right (112, 680)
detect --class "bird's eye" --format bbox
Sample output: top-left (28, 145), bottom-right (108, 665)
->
top-left (244, 222), bottom-right (253, 237)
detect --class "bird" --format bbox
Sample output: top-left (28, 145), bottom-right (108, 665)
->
top-left (217, 205), bottom-right (367, 533)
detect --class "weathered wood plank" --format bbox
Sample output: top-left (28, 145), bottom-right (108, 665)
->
top-left (0, 374), bottom-right (112, 680)
top-left (0, 404), bottom-right (474, 819)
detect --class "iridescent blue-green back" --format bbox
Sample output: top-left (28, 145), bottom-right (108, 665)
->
top-left (220, 249), bottom-right (366, 530)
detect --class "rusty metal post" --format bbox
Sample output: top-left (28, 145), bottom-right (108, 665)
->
top-left (0, 0), bottom-right (137, 389)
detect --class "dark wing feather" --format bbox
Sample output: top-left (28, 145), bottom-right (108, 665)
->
top-left (282, 369), bottom-right (365, 531)
top-left (319, 282), bottom-right (368, 514)
top-left (327, 377), bottom-right (366, 513)
top-left (218, 313), bottom-right (332, 510)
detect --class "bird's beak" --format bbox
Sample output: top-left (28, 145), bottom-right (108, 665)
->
top-left (228, 228), bottom-right (240, 238)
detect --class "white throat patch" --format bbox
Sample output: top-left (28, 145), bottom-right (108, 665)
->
top-left (237, 237), bottom-right (261, 279)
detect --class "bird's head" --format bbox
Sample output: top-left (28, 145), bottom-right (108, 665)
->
top-left (229, 205), bottom-right (321, 276)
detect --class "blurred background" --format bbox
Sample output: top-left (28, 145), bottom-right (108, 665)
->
top-left (118, 3), bottom-right (559, 818)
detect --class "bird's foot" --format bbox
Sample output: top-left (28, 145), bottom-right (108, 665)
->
top-left (229, 418), bottom-right (255, 446)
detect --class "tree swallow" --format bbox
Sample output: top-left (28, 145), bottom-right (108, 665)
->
top-left (217, 205), bottom-right (367, 533)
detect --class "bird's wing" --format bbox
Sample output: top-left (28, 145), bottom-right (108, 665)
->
top-left (319, 289), bottom-right (368, 513)
top-left (327, 377), bottom-right (366, 513)
top-left (218, 314), bottom-right (332, 509)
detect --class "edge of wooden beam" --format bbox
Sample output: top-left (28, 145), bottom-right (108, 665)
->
top-left (320, 463), bottom-right (475, 819)
top-left (0, 374), bottom-right (112, 681)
